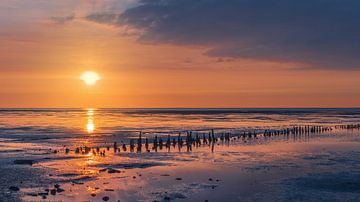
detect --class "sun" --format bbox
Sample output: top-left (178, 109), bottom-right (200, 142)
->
top-left (80, 71), bottom-right (100, 86)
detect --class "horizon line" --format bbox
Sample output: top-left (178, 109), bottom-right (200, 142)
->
top-left (1, 107), bottom-right (360, 110)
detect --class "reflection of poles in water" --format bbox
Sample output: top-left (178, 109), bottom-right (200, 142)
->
top-left (172, 137), bottom-right (177, 148)
top-left (186, 131), bottom-right (193, 152)
top-left (145, 138), bottom-right (149, 152)
top-left (178, 133), bottom-right (183, 151)
top-left (113, 141), bottom-right (117, 153)
top-left (195, 133), bottom-right (201, 147)
top-left (166, 135), bottom-right (171, 152)
top-left (203, 134), bottom-right (207, 145)
top-left (211, 129), bottom-right (215, 143)
top-left (130, 139), bottom-right (134, 152)
top-left (226, 133), bottom-right (230, 146)
top-left (211, 141), bottom-right (215, 153)
top-left (122, 141), bottom-right (127, 152)
top-left (208, 132), bottom-right (212, 146)
top-left (210, 129), bottom-right (216, 152)
top-left (153, 135), bottom-right (158, 152)
top-left (137, 131), bottom-right (142, 153)
top-left (159, 138), bottom-right (163, 150)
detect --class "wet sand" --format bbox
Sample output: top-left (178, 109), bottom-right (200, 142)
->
top-left (1, 127), bottom-right (360, 202)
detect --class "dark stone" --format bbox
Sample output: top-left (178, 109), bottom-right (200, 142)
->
top-left (107, 168), bottom-right (121, 174)
top-left (9, 186), bottom-right (20, 191)
top-left (91, 193), bottom-right (96, 197)
top-left (27, 193), bottom-right (38, 197)
top-left (50, 189), bottom-right (56, 195)
top-left (54, 184), bottom-right (60, 189)
top-left (56, 188), bottom-right (65, 193)
top-left (13, 160), bottom-right (33, 165)
top-left (175, 178), bottom-right (182, 181)
top-left (103, 196), bottom-right (110, 201)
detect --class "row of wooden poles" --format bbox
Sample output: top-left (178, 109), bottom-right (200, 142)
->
top-left (70, 123), bottom-right (360, 156)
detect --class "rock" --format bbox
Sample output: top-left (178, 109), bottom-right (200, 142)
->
top-left (208, 178), bottom-right (213, 181)
top-left (50, 189), bottom-right (56, 195)
top-left (103, 196), bottom-right (110, 201)
top-left (9, 186), bottom-right (20, 191)
top-left (91, 193), bottom-right (96, 197)
top-left (27, 193), bottom-right (38, 197)
top-left (54, 184), bottom-right (60, 189)
top-left (38, 192), bottom-right (48, 196)
top-left (13, 160), bottom-right (33, 165)
top-left (99, 168), bottom-right (107, 172)
top-left (105, 189), bottom-right (114, 191)
top-left (164, 196), bottom-right (171, 200)
top-left (72, 181), bottom-right (84, 185)
top-left (56, 188), bottom-right (65, 193)
top-left (175, 178), bottom-right (182, 181)
top-left (107, 168), bottom-right (121, 174)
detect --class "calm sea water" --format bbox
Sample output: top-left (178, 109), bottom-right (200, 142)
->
top-left (0, 108), bottom-right (359, 147)
top-left (1, 109), bottom-right (360, 202)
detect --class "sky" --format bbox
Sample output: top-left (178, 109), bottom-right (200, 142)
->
top-left (1, 0), bottom-right (360, 108)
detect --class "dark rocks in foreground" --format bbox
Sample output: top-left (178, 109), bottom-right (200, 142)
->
top-left (9, 186), bottom-right (20, 191)
top-left (13, 159), bottom-right (34, 165)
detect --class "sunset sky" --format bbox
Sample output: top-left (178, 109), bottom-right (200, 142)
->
top-left (1, 0), bottom-right (360, 108)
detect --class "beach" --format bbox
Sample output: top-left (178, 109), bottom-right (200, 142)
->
top-left (1, 109), bottom-right (360, 202)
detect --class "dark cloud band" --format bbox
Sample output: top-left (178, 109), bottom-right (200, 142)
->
top-left (87, 0), bottom-right (360, 69)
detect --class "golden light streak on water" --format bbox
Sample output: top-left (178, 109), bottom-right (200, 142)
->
top-left (86, 108), bottom-right (95, 133)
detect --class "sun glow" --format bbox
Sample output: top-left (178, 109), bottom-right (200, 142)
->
top-left (80, 71), bottom-right (100, 86)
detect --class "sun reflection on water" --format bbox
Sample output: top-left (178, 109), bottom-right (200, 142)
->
top-left (86, 108), bottom-right (95, 133)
